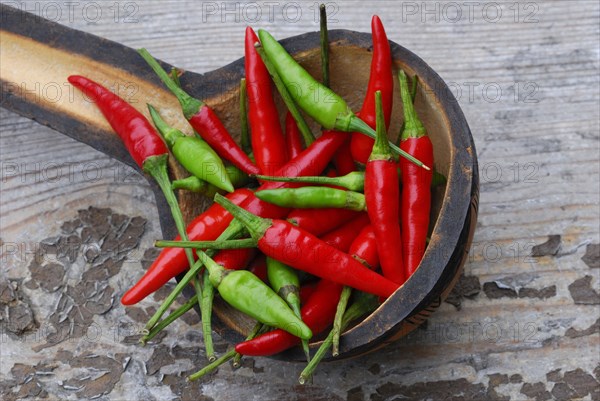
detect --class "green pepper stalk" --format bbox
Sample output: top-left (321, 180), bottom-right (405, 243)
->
top-left (148, 105), bottom-right (234, 193)
top-left (396, 75), bottom-right (419, 144)
top-left (266, 257), bottom-right (309, 360)
top-left (155, 238), bottom-right (257, 250)
top-left (170, 67), bottom-right (182, 88)
top-left (257, 29), bottom-right (430, 171)
top-left (253, 43), bottom-right (315, 147)
top-left (239, 78), bottom-right (252, 155)
top-left (253, 171), bottom-right (365, 192)
top-left (141, 156), bottom-right (195, 268)
top-left (140, 294), bottom-right (198, 345)
top-left (254, 169), bottom-right (445, 189)
top-left (196, 251), bottom-right (312, 340)
top-left (199, 270), bottom-right (215, 361)
top-left (331, 286), bottom-right (352, 356)
top-left (255, 187), bottom-right (366, 211)
top-left (141, 156), bottom-right (202, 339)
top-left (319, 3), bottom-right (330, 88)
top-left (232, 323), bottom-right (269, 368)
top-left (188, 321), bottom-right (263, 381)
top-left (298, 292), bottom-right (379, 384)
top-left (171, 165), bottom-right (250, 196)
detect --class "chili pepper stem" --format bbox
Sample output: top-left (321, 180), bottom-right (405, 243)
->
top-left (214, 193), bottom-right (271, 241)
top-left (399, 70), bottom-right (427, 140)
top-left (142, 154), bottom-right (195, 268)
top-left (233, 322), bottom-right (264, 368)
top-left (155, 238), bottom-right (257, 250)
top-left (138, 48), bottom-right (204, 119)
top-left (346, 116), bottom-right (430, 170)
top-left (239, 78), bottom-right (251, 155)
top-left (200, 270), bottom-right (216, 361)
top-left (369, 91), bottom-right (391, 159)
top-left (147, 104), bottom-right (183, 147)
top-left (140, 294), bottom-right (198, 345)
top-left (171, 176), bottom-right (211, 194)
top-left (142, 154), bottom-right (205, 322)
top-left (396, 75), bottom-right (419, 144)
top-left (254, 42), bottom-right (315, 147)
top-left (170, 67), bottom-right (182, 88)
top-left (331, 286), bottom-right (352, 356)
top-left (188, 348), bottom-right (236, 381)
top-left (299, 292), bottom-right (379, 383)
top-left (252, 171), bottom-right (365, 192)
top-left (189, 321), bottom-right (265, 381)
top-left (144, 258), bottom-right (204, 332)
top-left (196, 251), bottom-right (227, 288)
top-left (319, 3), bottom-right (330, 88)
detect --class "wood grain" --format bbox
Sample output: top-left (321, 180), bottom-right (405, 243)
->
top-left (1, 1), bottom-right (598, 400)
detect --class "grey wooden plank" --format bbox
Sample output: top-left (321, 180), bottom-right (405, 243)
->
top-left (1, 1), bottom-right (598, 400)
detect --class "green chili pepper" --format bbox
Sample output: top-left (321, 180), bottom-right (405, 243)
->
top-left (258, 29), bottom-right (351, 131)
top-left (196, 251), bottom-right (312, 340)
top-left (257, 29), bottom-right (429, 171)
top-left (266, 257), bottom-right (302, 318)
top-left (255, 186), bottom-right (366, 211)
top-left (266, 257), bottom-right (309, 360)
top-left (172, 166), bottom-right (250, 196)
top-left (254, 43), bottom-right (315, 147)
top-left (148, 104), bottom-right (234, 193)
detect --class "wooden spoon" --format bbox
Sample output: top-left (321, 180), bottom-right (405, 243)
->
top-left (1, 4), bottom-right (479, 360)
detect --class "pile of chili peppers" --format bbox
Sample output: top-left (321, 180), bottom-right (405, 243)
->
top-left (68, 7), bottom-right (443, 383)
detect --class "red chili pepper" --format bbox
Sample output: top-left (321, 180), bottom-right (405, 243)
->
top-left (350, 16), bottom-right (393, 164)
top-left (287, 208), bottom-right (360, 237)
top-left (68, 75), bottom-right (168, 168)
top-left (299, 282), bottom-right (317, 304)
top-left (285, 112), bottom-right (304, 160)
top-left (212, 247), bottom-right (256, 271)
top-left (264, 130), bottom-right (346, 182)
top-left (188, 106), bottom-right (261, 175)
top-left (245, 27), bottom-right (287, 174)
top-left (333, 136), bottom-right (356, 175)
top-left (215, 195), bottom-right (399, 298)
top-left (365, 91), bottom-right (405, 284)
top-left (398, 70), bottom-right (434, 275)
top-left (235, 279), bottom-right (343, 356)
top-left (121, 188), bottom-right (252, 305)
top-left (348, 225), bottom-right (379, 269)
top-left (320, 213), bottom-right (370, 252)
top-left (248, 254), bottom-right (268, 282)
top-left (138, 49), bottom-right (261, 176)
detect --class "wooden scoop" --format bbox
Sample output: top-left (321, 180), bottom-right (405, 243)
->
top-left (1, 4), bottom-right (479, 360)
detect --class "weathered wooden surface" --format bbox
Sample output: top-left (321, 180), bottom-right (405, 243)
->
top-left (1, 1), bottom-right (599, 400)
